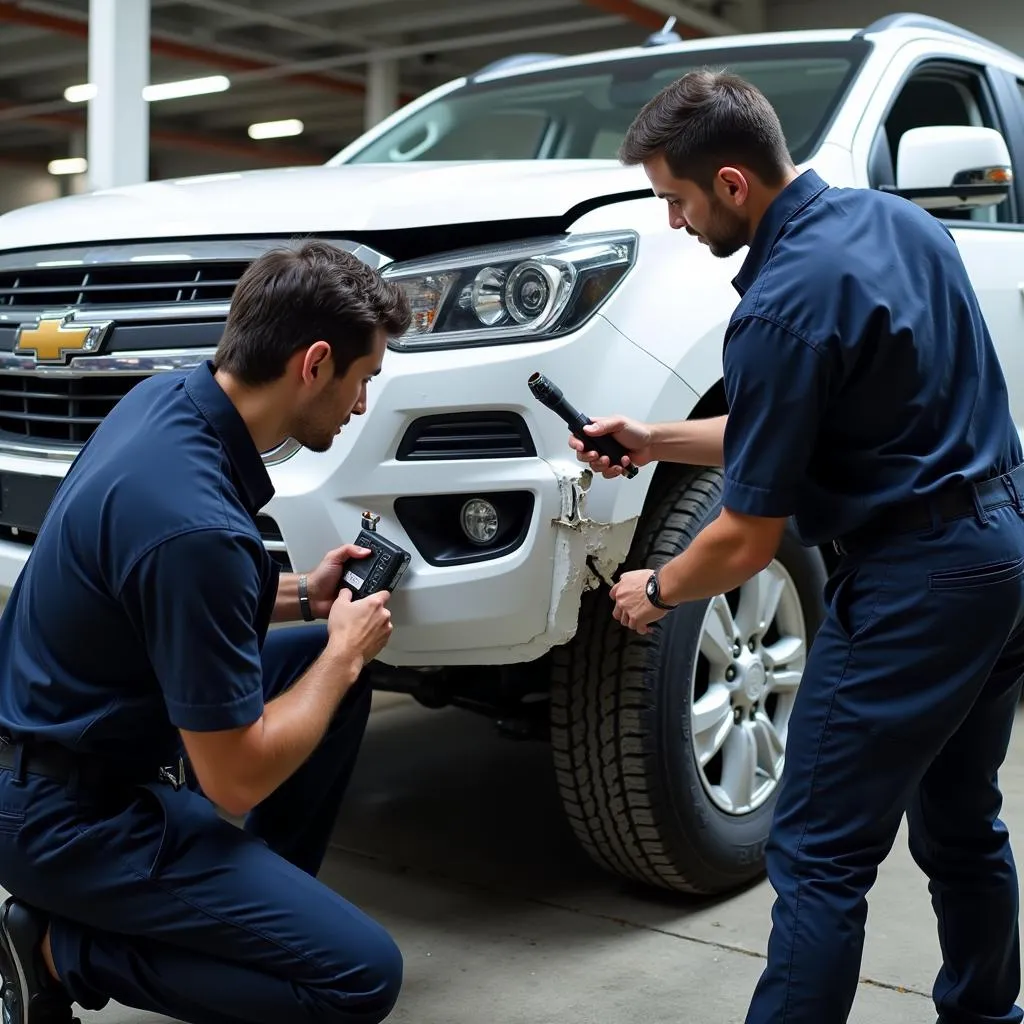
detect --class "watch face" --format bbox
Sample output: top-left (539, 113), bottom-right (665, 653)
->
top-left (646, 575), bottom-right (657, 597)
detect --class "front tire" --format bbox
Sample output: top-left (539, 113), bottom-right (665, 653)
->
top-left (550, 467), bottom-right (827, 894)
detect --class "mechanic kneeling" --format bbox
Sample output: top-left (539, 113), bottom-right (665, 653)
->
top-left (0, 240), bottom-right (412, 1024)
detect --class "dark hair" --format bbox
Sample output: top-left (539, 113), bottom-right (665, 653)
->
top-left (619, 69), bottom-right (793, 189)
top-left (213, 239), bottom-right (412, 385)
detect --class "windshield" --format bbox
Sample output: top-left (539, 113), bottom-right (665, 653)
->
top-left (341, 40), bottom-right (870, 166)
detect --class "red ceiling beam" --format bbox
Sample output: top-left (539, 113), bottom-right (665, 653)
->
top-left (576, 0), bottom-right (707, 38)
top-left (0, 150), bottom-right (48, 169)
top-left (0, 0), bottom-right (368, 97)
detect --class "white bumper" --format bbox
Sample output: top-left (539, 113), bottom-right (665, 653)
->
top-left (0, 314), bottom-right (694, 666)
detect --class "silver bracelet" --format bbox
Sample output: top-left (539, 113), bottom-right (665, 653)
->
top-left (297, 574), bottom-right (315, 622)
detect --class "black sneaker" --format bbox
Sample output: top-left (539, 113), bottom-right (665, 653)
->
top-left (0, 898), bottom-right (76, 1024)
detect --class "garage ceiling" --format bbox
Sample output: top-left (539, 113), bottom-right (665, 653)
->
top-left (0, 0), bottom-right (758, 175)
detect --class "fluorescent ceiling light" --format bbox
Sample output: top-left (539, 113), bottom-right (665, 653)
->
top-left (248, 118), bottom-right (304, 140)
top-left (142, 75), bottom-right (230, 101)
top-left (64, 76), bottom-right (230, 104)
top-left (48, 157), bottom-right (88, 175)
top-left (64, 83), bottom-right (97, 103)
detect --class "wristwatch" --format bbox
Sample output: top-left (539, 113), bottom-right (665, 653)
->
top-left (297, 573), bottom-right (315, 622)
top-left (645, 568), bottom-right (676, 611)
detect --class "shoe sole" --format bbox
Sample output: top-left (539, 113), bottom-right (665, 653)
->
top-left (0, 904), bottom-right (26, 1024)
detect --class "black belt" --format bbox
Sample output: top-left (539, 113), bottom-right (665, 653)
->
top-left (0, 737), bottom-right (185, 791)
top-left (834, 463), bottom-right (1024, 556)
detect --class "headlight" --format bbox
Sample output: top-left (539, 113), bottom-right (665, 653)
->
top-left (383, 231), bottom-right (637, 351)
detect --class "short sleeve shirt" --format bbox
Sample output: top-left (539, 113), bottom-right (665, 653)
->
top-left (0, 361), bottom-right (279, 767)
top-left (721, 169), bottom-right (1023, 546)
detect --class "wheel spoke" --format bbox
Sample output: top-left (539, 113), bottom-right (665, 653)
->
top-left (692, 684), bottom-right (734, 767)
top-left (719, 720), bottom-right (757, 811)
top-left (735, 563), bottom-right (787, 641)
top-left (767, 669), bottom-right (802, 694)
top-left (764, 634), bottom-right (804, 669)
top-left (701, 594), bottom-right (738, 669)
top-left (752, 711), bottom-right (786, 781)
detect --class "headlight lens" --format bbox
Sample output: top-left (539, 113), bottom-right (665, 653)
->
top-left (383, 231), bottom-right (637, 351)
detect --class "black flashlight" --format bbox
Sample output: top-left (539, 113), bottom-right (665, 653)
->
top-left (528, 372), bottom-right (639, 479)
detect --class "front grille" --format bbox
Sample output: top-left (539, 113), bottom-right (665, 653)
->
top-left (0, 261), bottom-right (249, 309)
top-left (0, 375), bottom-right (147, 446)
top-left (256, 515), bottom-right (293, 572)
top-left (396, 412), bottom-right (536, 461)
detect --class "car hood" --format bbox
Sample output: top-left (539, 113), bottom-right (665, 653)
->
top-left (0, 160), bottom-right (654, 252)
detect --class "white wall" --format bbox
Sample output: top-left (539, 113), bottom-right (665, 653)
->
top-left (768, 0), bottom-right (1024, 58)
top-left (0, 165), bottom-right (63, 215)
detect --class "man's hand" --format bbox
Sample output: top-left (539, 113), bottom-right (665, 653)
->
top-left (327, 588), bottom-right (393, 669)
top-left (305, 544), bottom-right (373, 619)
top-left (569, 416), bottom-right (653, 479)
top-left (610, 569), bottom-right (668, 635)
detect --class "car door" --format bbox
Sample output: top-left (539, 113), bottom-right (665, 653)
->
top-left (945, 64), bottom-right (1024, 443)
top-left (850, 46), bottom-right (1024, 443)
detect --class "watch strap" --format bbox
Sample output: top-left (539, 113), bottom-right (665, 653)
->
top-left (647, 569), bottom-right (676, 611)
top-left (298, 574), bottom-right (315, 622)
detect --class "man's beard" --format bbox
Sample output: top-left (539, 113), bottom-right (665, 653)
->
top-left (290, 412), bottom-right (341, 454)
top-left (299, 432), bottom-right (334, 454)
top-left (696, 197), bottom-right (748, 259)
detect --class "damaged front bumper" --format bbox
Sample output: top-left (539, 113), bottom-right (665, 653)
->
top-left (542, 461), bottom-right (638, 644)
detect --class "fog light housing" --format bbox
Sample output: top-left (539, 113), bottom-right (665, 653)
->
top-left (395, 491), bottom-right (532, 566)
top-left (460, 498), bottom-right (499, 545)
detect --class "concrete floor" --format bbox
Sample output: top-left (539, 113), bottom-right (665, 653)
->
top-left (6, 690), bottom-right (1023, 1024)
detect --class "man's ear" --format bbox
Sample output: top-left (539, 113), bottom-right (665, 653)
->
top-left (716, 166), bottom-right (750, 208)
top-left (300, 341), bottom-right (333, 383)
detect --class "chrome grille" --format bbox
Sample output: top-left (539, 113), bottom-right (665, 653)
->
top-left (0, 239), bottom-right (389, 459)
top-left (0, 261), bottom-right (249, 309)
top-left (0, 374), bottom-right (147, 446)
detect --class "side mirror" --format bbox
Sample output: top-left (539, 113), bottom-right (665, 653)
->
top-left (884, 125), bottom-right (1013, 211)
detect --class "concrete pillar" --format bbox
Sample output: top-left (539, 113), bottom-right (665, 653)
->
top-left (64, 130), bottom-right (88, 198)
top-left (365, 56), bottom-right (400, 132)
top-left (87, 0), bottom-right (150, 191)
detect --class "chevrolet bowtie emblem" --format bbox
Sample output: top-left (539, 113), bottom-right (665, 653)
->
top-left (14, 315), bottom-right (113, 363)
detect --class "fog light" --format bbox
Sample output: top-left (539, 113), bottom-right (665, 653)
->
top-left (460, 498), bottom-right (499, 545)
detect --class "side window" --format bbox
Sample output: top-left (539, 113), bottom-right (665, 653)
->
top-left (868, 61), bottom-right (1015, 224)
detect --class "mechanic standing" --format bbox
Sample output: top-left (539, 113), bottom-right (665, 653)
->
top-left (572, 71), bottom-right (1024, 1024)
top-left (0, 240), bottom-right (412, 1024)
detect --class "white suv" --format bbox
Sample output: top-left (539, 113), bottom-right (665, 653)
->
top-left (0, 13), bottom-right (1021, 896)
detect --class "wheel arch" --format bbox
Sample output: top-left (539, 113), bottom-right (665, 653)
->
top-left (549, 463), bottom-right (829, 893)
top-left (642, 377), bottom-right (840, 577)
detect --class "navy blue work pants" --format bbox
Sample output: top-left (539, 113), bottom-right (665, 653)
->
top-left (0, 624), bottom-right (401, 1024)
top-left (745, 501), bottom-right (1024, 1024)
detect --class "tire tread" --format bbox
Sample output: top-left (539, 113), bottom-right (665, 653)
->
top-left (550, 468), bottom-right (724, 893)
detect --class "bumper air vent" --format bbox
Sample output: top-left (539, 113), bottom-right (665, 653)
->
top-left (396, 412), bottom-right (536, 461)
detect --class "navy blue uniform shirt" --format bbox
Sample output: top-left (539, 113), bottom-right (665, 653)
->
top-left (0, 362), bottom-right (279, 765)
top-left (721, 169), bottom-right (1022, 546)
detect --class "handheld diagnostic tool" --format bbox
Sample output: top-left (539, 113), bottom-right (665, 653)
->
top-left (340, 510), bottom-right (411, 599)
